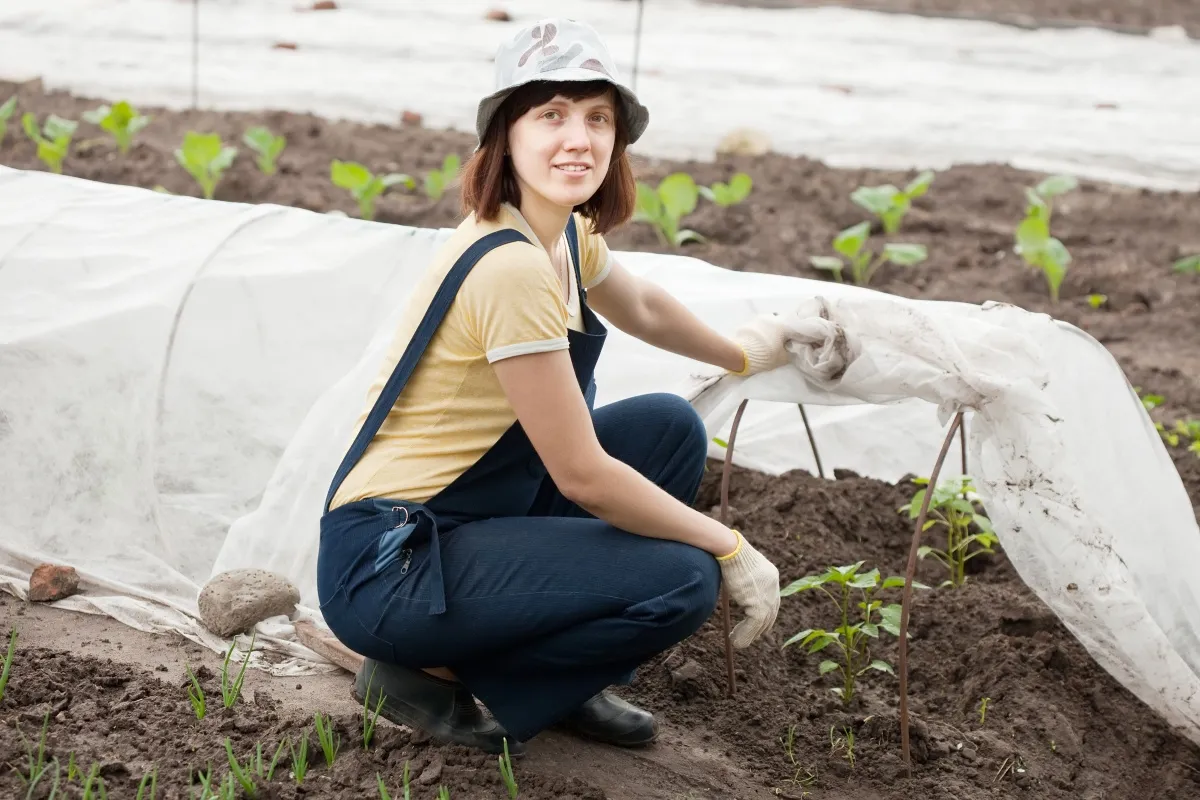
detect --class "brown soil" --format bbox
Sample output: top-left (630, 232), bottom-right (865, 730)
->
top-left (2, 76), bottom-right (1200, 799)
top-left (699, 0), bottom-right (1200, 38)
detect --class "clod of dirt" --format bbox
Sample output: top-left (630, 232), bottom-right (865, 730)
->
top-left (401, 110), bottom-right (424, 127)
top-left (417, 755), bottom-right (444, 785)
top-left (28, 563), bottom-right (80, 602)
top-left (309, 0), bottom-right (338, 10)
top-left (197, 567), bottom-right (299, 636)
top-left (485, 8), bottom-right (512, 21)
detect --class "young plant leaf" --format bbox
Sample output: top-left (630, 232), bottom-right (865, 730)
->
top-left (818, 660), bottom-right (840, 675)
top-left (867, 659), bottom-right (895, 675)
top-left (658, 173), bottom-right (699, 220)
top-left (1035, 174), bottom-right (1078, 198)
top-left (175, 131), bottom-right (237, 199)
top-left (882, 243), bottom-right (927, 266)
top-left (242, 126), bottom-right (286, 175)
top-left (904, 169), bottom-right (935, 198)
top-left (84, 101), bottom-right (150, 154)
top-left (0, 95), bottom-right (16, 146)
top-left (833, 222), bottom-right (870, 260)
top-left (1172, 254), bottom-right (1200, 274)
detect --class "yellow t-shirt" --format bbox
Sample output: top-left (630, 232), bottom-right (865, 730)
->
top-left (329, 203), bottom-right (613, 509)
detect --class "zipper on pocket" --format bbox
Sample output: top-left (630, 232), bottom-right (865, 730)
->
top-left (399, 548), bottom-right (414, 575)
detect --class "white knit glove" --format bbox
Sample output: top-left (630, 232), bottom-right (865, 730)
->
top-left (716, 530), bottom-right (781, 648)
top-left (729, 312), bottom-right (789, 376)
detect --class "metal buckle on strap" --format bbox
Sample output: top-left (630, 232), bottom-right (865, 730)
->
top-left (391, 506), bottom-right (410, 527)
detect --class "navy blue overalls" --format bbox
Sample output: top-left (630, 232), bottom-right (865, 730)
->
top-left (317, 221), bottom-right (721, 742)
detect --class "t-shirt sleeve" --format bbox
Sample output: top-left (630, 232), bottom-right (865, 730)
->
top-left (574, 215), bottom-right (614, 290)
top-left (457, 243), bottom-right (569, 363)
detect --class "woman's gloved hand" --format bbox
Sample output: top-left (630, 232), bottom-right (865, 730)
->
top-left (716, 530), bottom-right (781, 648)
top-left (729, 312), bottom-right (789, 376)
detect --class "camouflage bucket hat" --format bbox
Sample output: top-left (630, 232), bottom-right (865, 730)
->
top-left (475, 18), bottom-right (650, 147)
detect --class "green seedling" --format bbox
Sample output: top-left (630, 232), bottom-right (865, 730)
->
top-left (1086, 293), bottom-right (1107, 309)
top-left (633, 173), bottom-right (705, 247)
top-left (242, 126), bottom-right (286, 175)
top-left (424, 153), bottom-right (461, 200)
top-left (362, 665), bottom-right (386, 749)
top-left (830, 726), bottom-right (856, 769)
top-left (0, 95), bottom-right (17, 146)
top-left (1173, 254), bottom-right (1200, 274)
top-left (809, 221), bottom-right (927, 285)
top-left (1014, 174), bottom-right (1077, 303)
top-left (438, 786), bottom-right (451, 800)
top-left (136, 767), bottom-right (158, 800)
top-left (314, 711), bottom-right (340, 767)
top-left (498, 737), bottom-right (519, 799)
top-left (21, 112), bottom-right (77, 174)
top-left (82, 762), bottom-right (109, 799)
top-left (779, 724), bottom-right (818, 792)
top-left (1157, 418), bottom-right (1200, 456)
top-left (979, 697), bottom-right (991, 725)
top-left (782, 562), bottom-right (922, 705)
top-left (67, 751), bottom-right (80, 782)
top-left (331, 159), bottom-right (415, 220)
top-left (899, 475), bottom-right (998, 588)
top-left (185, 664), bottom-right (206, 719)
top-left (1135, 387), bottom-right (1165, 412)
top-left (699, 172), bottom-right (752, 207)
top-left (174, 131), bottom-right (238, 200)
top-left (15, 711), bottom-right (52, 793)
top-left (850, 170), bottom-right (934, 234)
top-left (0, 627), bottom-right (16, 703)
top-left (288, 734), bottom-right (309, 784)
top-left (378, 762), bottom-right (411, 800)
top-left (224, 738), bottom-right (259, 798)
top-left (220, 630), bottom-right (255, 708)
top-left (82, 101), bottom-right (150, 154)
top-left (251, 739), bottom-right (288, 780)
top-left (191, 764), bottom-right (216, 800)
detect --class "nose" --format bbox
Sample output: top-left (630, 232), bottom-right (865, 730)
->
top-left (561, 112), bottom-right (591, 152)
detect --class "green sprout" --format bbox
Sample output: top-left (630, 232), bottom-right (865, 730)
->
top-left (224, 738), bottom-right (259, 798)
top-left (0, 96), bottom-right (18, 147)
top-left (437, 786), bottom-right (451, 800)
top-left (15, 713), bottom-right (54, 793)
top-left (174, 131), bottom-right (238, 200)
top-left (699, 172), bottom-right (752, 207)
top-left (850, 170), bottom-right (934, 234)
top-left (498, 737), bottom-right (519, 799)
top-left (633, 173), bottom-right (705, 247)
top-left (1014, 174), bottom-right (1077, 303)
top-left (1173, 254), bottom-right (1200, 274)
top-left (185, 664), bottom-right (206, 719)
top-left (1136, 387), bottom-right (1165, 411)
top-left (220, 630), bottom-right (255, 708)
top-left (830, 726), bottom-right (856, 769)
top-left (423, 153), bottom-right (461, 200)
top-left (1157, 418), bottom-right (1200, 457)
top-left (979, 697), bottom-right (991, 725)
top-left (288, 735), bottom-right (309, 784)
top-left (809, 221), bottom-right (927, 285)
top-left (898, 475), bottom-right (998, 588)
top-left (331, 159), bottom-right (415, 220)
top-left (82, 762), bottom-right (109, 799)
top-left (67, 751), bottom-right (80, 782)
top-left (242, 126), bottom-right (286, 175)
top-left (1086, 293), bottom-right (1107, 309)
top-left (136, 767), bottom-right (158, 800)
top-left (0, 628), bottom-right (16, 703)
top-left (21, 112), bottom-right (77, 174)
top-left (781, 562), bottom-right (920, 705)
top-left (82, 101), bottom-right (150, 154)
top-left (361, 665), bottom-right (386, 750)
top-left (314, 711), bottom-right (340, 767)
top-left (377, 762), bottom-right (410, 800)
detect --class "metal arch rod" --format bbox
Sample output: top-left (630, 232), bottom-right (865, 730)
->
top-left (631, 0), bottom-right (646, 92)
top-left (899, 411), bottom-right (964, 776)
top-left (797, 403), bottom-right (825, 479)
top-left (717, 397), bottom-right (749, 697)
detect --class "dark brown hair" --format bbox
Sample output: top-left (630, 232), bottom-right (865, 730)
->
top-left (459, 80), bottom-right (637, 235)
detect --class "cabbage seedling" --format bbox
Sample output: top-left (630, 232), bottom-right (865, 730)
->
top-left (21, 112), bottom-right (77, 174)
top-left (498, 738), bottom-right (519, 799)
top-left (314, 711), bottom-right (340, 767)
top-left (242, 126), bottom-right (286, 175)
top-left (0, 628), bottom-right (15, 703)
top-left (175, 132), bottom-right (238, 200)
top-left (424, 153), bottom-right (461, 200)
top-left (1158, 418), bottom-right (1200, 456)
top-left (185, 664), bottom-right (206, 719)
top-left (1173, 254), bottom-right (1200, 274)
top-left (82, 101), bottom-right (150, 154)
top-left (220, 630), bottom-right (255, 708)
top-left (809, 221), bottom-right (927, 285)
top-left (1014, 174), bottom-right (1077, 303)
top-left (331, 159), bottom-right (415, 220)
top-left (633, 173), bottom-right (705, 248)
top-left (850, 170), bottom-right (934, 234)
top-left (699, 172), bottom-right (752, 207)
top-left (899, 475), bottom-right (998, 587)
top-left (781, 562), bottom-right (923, 705)
top-left (0, 96), bottom-right (17, 147)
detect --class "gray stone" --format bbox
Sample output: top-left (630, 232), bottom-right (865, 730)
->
top-left (198, 568), bottom-right (299, 637)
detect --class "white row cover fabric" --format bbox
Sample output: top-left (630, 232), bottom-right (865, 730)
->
top-left (1, 167), bottom-right (1198, 743)
top-left (1, 0), bottom-right (1199, 190)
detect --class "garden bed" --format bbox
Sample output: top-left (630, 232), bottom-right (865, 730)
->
top-left (2, 77), bottom-right (1200, 798)
top-left (699, 0), bottom-right (1200, 38)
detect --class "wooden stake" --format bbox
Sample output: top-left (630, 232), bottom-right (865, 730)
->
top-left (718, 398), bottom-right (749, 697)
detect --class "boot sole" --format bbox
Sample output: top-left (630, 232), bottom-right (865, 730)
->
top-left (352, 683), bottom-right (526, 758)
top-left (557, 721), bottom-right (659, 748)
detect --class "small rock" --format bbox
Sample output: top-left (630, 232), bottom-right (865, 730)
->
top-left (960, 745), bottom-right (978, 762)
top-left (156, 665), bottom-right (168, 672)
top-left (670, 659), bottom-right (703, 686)
top-left (400, 110), bottom-right (423, 127)
top-left (197, 568), bottom-right (299, 637)
top-left (273, 42), bottom-right (299, 50)
top-left (29, 564), bottom-right (80, 602)
top-left (310, 0), bottom-right (338, 9)
top-left (716, 127), bottom-right (771, 157)
top-left (484, 8), bottom-right (511, 21)
top-left (417, 756), bottom-right (443, 785)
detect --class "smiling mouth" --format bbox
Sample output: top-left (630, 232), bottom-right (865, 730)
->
top-left (554, 164), bottom-right (591, 173)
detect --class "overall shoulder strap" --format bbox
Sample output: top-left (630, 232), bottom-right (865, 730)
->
top-left (324, 228), bottom-right (530, 512)
top-left (565, 215), bottom-right (584, 300)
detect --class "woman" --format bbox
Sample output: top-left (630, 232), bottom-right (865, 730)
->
top-left (317, 18), bottom-right (789, 756)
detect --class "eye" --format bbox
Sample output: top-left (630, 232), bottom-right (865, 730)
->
top-left (589, 113), bottom-right (610, 124)
top-left (541, 109), bottom-right (561, 120)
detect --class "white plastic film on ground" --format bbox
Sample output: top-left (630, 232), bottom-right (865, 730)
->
top-left (0, 0), bottom-right (1198, 190)
top-left (1, 167), bottom-right (1198, 738)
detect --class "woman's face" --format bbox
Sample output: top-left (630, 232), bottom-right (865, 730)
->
top-left (507, 91), bottom-right (617, 212)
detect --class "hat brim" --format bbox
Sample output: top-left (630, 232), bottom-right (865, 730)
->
top-left (475, 66), bottom-right (649, 147)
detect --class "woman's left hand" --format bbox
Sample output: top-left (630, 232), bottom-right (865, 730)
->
top-left (729, 312), bottom-right (790, 376)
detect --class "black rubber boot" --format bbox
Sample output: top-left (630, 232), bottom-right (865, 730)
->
top-left (557, 690), bottom-right (658, 747)
top-left (354, 659), bottom-right (525, 757)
